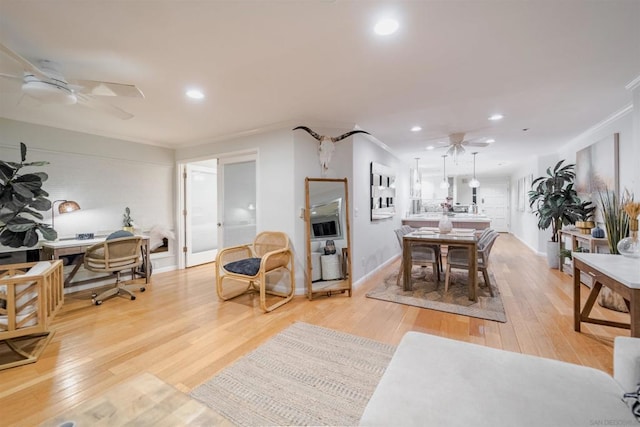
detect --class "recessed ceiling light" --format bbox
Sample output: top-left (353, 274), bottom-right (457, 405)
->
top-left (374, 18), bottom-right (399, 35)
top-left (411, 126), bottom-right (422, 132)
top-left (488, 114), bottom-right (504, 121)
top-left (186, 89), bottom-right (205, 99)
top-left (486, 138), bottom-right (495, 143)
top-left (426, 145), bottom-right (435, 150)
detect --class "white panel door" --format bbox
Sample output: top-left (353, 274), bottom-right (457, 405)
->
top-left (185, 164), bottom-right (218, 267)
top-left (477, 179), bottom-right (510, 232)
top-left (217, 155), bottom-right (257, 249)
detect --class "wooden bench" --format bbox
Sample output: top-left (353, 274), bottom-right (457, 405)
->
top-left (0, 260), bottom-right (64, 369)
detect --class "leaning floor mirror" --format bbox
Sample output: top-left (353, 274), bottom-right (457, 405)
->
top-left (304, 177), bottom-right (352, 300)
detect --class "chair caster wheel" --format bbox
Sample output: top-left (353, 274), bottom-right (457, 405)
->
top-left (131, 296), bottom-right (136, 300)
top-left (94, 300), bottom-right (102, 305)
top-left (140, 287), bottom-right (146, 292)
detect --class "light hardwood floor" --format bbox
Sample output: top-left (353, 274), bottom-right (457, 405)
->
top-left (0, 233), bottom-right (630, 426)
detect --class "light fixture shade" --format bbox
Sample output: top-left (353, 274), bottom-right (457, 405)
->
top-left (440, 179), bottom-right (450, 189)
top-left (58, 200), bottom-right (80, 213)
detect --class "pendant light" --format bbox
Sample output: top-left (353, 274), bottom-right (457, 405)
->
top-left (469, 152), bottom-right (480, 188)
top-left (439, 155), bottom-right (450, 189)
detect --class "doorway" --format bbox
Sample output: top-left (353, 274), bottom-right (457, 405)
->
top-left (477, 179), bottom-right (510, 232)
top-left (180, 153), bottom-right (257, 268)
top-left (184, 161), bottom-right (218, 267)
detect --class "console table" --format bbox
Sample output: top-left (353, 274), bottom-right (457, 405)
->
top-left (573, 253), bottom-right (639, 337)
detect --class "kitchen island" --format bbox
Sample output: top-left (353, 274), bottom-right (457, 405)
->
top-left (402, 213), bottom-right (491, 230)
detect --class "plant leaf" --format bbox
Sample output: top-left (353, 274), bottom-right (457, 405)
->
top-left (23, 228), bottom-right (39, 247)
top-left (11, 183), bottom-right (34, 199)
top-left (29, 197), bottom-right (52, 211)
top-left (20, 142), bottom-right (27, 163)
top-left (0, 229), bottom-right (26, 248)
top-left (6, 217), bottom-right (36, 232)
top-left (0, 162), bottom-right (14, 182)
top-left (22, 161), bottom-right (50, 167)
top-left (37, 224), bottom-right (57, 241)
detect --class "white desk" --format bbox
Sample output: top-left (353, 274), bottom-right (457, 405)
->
top-left (573, 253), bottom-right (639, 337)
top-left (40, 236), bottom-right (151, 288)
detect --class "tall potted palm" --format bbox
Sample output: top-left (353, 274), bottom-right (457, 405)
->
top-left (528, 160), bottom-right (581, 268)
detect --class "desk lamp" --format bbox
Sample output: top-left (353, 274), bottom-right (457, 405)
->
top-left (51, 199), bottom-right (81, 231)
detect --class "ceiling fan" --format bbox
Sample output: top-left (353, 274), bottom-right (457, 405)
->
top-left (435, 132), bottom-right (492, 162)
top-left (0, 41), bottom-right (143, 120)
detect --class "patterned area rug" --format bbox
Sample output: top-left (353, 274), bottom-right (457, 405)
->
top-left (366, 267), bottom-right (507, 322)
top-left (190, 322), bottom-right (396, 426)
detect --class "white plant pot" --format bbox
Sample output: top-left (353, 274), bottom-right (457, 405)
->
top-left (546, 241), bottom-right (560, 269)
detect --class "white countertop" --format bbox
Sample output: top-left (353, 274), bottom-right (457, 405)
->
top-left (573, 253), bottom-right (640, 288)
top-left (405, 214), bottom-right (490, 222)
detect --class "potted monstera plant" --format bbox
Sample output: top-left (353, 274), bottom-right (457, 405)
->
top-left (528, 160), bottom-right (581, 268)
top-left (0, 143), bottom-right (57, 247)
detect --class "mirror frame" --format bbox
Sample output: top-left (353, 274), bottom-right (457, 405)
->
top-left (304, 177), bottom-right (352, 300)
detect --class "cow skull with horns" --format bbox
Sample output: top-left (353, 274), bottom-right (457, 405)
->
top-left (293, 126), bottom-right (370, 176)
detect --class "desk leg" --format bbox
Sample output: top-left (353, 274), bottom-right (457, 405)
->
top-left (65, 255), bottom-right (85, 286)
top-left (402, 239), bottom-right (412, 292)
top-left (142, 241), bottom-right (150, 284)
top-left (631, 289), bottom-right (640, 338)
top-left (573, 264), bottom-right (581, 332)
top-left (468, 243), bottom-right (477, 302)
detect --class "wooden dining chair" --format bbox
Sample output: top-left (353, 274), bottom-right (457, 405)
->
top-left (394, 228), bottom-right (440, 286)
top-left (445, 231), bottom-right (499, 296)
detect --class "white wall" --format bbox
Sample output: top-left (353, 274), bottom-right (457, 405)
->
top-left (0, 118), bottom-right (177, 273)
top-left (176, 127), bottom-right (301, 286)
top-left (351, 135), bottom-right (408, 282)
top-left (510, 88), bottom-right (638, 255)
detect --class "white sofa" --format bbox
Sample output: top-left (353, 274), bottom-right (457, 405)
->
top-left (360, 332), bottom-right (639, 426)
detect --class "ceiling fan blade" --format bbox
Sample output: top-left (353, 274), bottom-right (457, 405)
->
top-left (76, 93), bottom-right (134, 120)
top-left (464, 141), bottom-right (491, 147)
top-left (71, 79), bottom-right (144, 98)
top-left (0, 41), bottom-right (49, 80)
top-left (0, 72), bottom-right (22, 81)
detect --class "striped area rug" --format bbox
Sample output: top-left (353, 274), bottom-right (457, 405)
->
top-left (366, 267), bottom-right (507, 322)
top-left (190, 322), bottom-right (395, 426)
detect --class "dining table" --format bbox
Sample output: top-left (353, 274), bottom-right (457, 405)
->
top-left (402, 229), bottom-right (478, 301)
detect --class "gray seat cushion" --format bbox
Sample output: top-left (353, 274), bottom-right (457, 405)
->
top-left (224, 258), bottom-right (261, 276)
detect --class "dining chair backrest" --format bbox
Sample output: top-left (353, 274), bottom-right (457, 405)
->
top-left (479, 232), bottom-right (499, 265)
top-left (478, 228), bottom-right (493, 242)
top-left (394, 228), bottom-right (408, 248)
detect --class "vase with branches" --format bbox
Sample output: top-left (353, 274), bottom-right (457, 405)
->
top-left (598, 190), bottom-right (630, 255)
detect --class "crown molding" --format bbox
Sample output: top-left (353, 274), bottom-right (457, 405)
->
top-left (625, 75), bottom-right (640, 91)
top-left (567, 103), bottom-right (633, 144)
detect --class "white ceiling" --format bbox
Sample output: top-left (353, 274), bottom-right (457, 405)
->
top-left (0, 0), bottom-right (638, 178)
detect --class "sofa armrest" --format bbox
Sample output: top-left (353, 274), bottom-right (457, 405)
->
top-left (615, 336), bottom-right (640, 393)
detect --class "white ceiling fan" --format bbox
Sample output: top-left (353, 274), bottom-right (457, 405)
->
top-left (0, 41), bottom-right (143, 120)
top-left (435, 132), bottom-right (492, 163)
